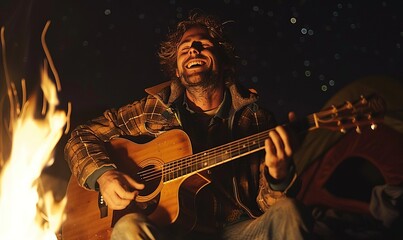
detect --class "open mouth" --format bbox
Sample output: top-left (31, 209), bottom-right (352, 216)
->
top-left (186, 59), bottom-right (207, 69)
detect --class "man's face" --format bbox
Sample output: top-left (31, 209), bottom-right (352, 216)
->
top-left (176, 26), bottom-right (222, 88)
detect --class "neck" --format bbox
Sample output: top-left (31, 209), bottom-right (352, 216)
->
top-left (185, 84), bottom-right (225, 112)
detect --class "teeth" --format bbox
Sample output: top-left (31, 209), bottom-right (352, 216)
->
top-left (187, 60), bottom-right (204, 68)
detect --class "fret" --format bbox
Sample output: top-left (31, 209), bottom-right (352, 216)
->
top-left (230, 143), bottom-right (236, 159)
top-left (236, 139), bottom-right (242, 157)
top-left (178, 161), bottom-right (184, 177)
top-left (184, 158), bottom-right (192, 175)
top-left (169, 162), bottom-right (174, 180)
top-left (163, 163), bottom-right (170, 181)
top-left (162, 165), bottom-right (166, 181)
top-left (250, 137), bottom-right (258, 150)
top-left (191, 156), bottom-right (196, 172)
top-left (239, 139), bottom-right (249, 156)
top-left (208, 149), bottom-right (216, 166)
top-left (202, 151), bottom-right (209, 168)
top-left (173, 160), bottom-right (178, 179)
top-left (197, 154), bottom-right (204, 170)
top-left (164, 164), bottom-right (168, 180)
top-left (222, 147), bottom-right (230, 162)
top-left (215, 147), bottom-right (222, 164)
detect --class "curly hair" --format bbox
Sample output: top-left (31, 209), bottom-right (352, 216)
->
top-left (158, 10), bottom-right (236, 81)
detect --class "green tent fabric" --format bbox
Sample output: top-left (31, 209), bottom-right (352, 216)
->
top-left (294, 75), bottom-right (403, 174)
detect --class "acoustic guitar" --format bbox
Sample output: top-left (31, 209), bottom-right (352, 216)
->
top-left (61, 94), bottom-right (385, 239)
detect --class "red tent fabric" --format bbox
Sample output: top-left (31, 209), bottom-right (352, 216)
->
top-left (295, 75), bottom-right (403, 214)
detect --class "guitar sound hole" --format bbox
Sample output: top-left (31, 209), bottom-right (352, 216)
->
top-left (138, 164), bottom-right (162, 197)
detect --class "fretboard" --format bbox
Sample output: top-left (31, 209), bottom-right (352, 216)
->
top-left (162, 115), bottom-right (314, 182)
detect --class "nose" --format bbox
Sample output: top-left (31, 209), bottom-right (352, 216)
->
top-left (189, 41), bottom-right (203, 55)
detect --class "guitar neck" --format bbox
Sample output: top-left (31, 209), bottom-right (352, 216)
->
top-left (159, 93), bottom-right (385, 182)
top-left (162, 115), bottom-right (315, 182)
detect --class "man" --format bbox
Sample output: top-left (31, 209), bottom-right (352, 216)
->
top-left (65, 10), bottom-right (312, 239)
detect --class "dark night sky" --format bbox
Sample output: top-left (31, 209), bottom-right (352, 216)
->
top-left (0, 0), bottom-right (402, 180)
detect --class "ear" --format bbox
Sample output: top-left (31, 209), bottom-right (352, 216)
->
top-left (175, 69), bottom-right (180, 78)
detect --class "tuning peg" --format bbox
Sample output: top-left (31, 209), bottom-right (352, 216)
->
top-left (356, 125), bottom-right (361, 134)
top-left (345, 101), bottom-right (353, 109)
top-left (331, 105), bottom-right (338, 114)
top-left (337, 120), bottom-right (346, 133)
top-left (360, 95), bottom-right (368, 104)
top-left (366, 114), bottom-right (378, 130)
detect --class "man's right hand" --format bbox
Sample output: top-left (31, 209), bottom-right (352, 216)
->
top-left (97, 170), bottom-right (145, 210)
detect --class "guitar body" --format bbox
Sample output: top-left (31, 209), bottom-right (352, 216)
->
top-left (62, 129), bottom-right (211, 239)
top-left (62, 177), bottom-right (114, 239)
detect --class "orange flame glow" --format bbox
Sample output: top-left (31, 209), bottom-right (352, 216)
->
top-left (0, 22), bottom-right (69, 240)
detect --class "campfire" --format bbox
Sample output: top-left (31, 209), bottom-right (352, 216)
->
top-left (0, 21), bottom-right (70, 239)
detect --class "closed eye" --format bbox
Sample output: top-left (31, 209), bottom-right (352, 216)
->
top-left (181, 47), bottom-right (189, 52)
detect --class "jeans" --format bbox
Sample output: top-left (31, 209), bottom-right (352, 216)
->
top-left (221, 199), bottom-right (312, 240)
top-left (110, 198), bottom-right (312, 240)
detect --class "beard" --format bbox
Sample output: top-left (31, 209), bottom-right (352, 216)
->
top-left (179, 69), bottom-right (221, 90)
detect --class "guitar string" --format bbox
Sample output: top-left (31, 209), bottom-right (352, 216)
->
top-left (136, 130), bottom-right (266, 177)
top-left (145, 116), bottom-right (317, 182)
top-left (137, 131), bottom-right (268, 182)
top-left (137, 115), bottom-right (316, 182)
top-left (138, 127), bottom-right (282, 182)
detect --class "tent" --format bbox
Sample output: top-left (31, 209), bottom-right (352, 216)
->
top-left (294, 76), bottom-right (403, 238)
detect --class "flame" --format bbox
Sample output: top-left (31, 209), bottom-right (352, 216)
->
top-left (0, 22), bottom-right (68, 240)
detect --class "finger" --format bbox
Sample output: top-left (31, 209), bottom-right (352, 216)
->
top-left (101, 189), bottom-right (131, 210)
top-left (115, 184), bottom-right (137, 200)
top-left (109, 194), bottom-right (132, 210)
top-left (265, 137), bottom-right (276, 157)
top-left (269, 130), bottom-right (285, 159)
top-left (124, 174), bottom-right (145, 191)
top-left (275, 126), bottom-right (293, 157)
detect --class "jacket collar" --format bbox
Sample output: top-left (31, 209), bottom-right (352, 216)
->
top-left (144, 80), bottom-right (259, 112)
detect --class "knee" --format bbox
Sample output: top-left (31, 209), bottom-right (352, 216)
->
top-left (269, 198), bottom-right (300, 214)
top-left (263, 198), bottom-right (313, 239)
top-left (266, 198), bottom-right (311, 223)
top-left (111, 213), bottom-right (154, 240)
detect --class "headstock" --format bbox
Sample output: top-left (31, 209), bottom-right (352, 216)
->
top-left (310, 94), bottom-right (386, 133)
